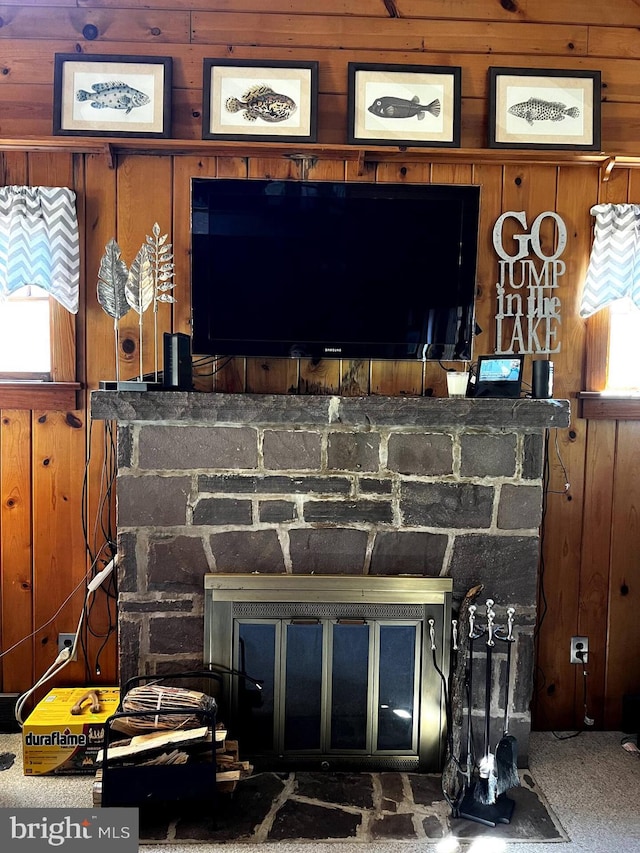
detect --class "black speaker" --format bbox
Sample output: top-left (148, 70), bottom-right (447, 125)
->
top-left (532, 360), bottom-right (553, 399)
top-left (163, 332), bottom-right (192, 390)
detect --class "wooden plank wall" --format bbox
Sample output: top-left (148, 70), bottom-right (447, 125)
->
top-left (1, 0), bottom-right (640, 730)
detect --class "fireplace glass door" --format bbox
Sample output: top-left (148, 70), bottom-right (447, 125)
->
top-left (234, 617), bottom-right (421, 765)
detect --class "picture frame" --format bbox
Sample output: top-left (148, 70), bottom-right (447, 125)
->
top-left (347, 63), bottom-right (461, 148)
top-left (53, 54), bottom-right (172, 138)
top-left (202, 58), bottom-right (318, 142)
top-left (488, 67), bottom-right (601, 151)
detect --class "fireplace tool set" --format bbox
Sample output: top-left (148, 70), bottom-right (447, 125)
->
top-left (431, 598), bottom-right (519, 828)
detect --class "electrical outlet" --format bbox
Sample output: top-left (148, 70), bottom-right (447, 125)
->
top-left (570, 636), bottom-right (589, 664)
top-left (57, 633), bottom-right (77, 661)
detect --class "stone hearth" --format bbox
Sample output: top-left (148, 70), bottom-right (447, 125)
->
top-left (90, 391), bottom-right (570, 767)
top-left (134, 769), bottom-right (567, 844)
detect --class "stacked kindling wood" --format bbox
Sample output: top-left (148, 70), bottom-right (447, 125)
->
top-left (92, 684), bottom-right (253, 805)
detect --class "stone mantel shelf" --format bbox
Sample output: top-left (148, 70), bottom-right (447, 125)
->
top-left (90, 391), bottom-right (570, 430)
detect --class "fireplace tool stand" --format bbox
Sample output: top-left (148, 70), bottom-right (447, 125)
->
top-left (456, 600), bottom-right (516, 827)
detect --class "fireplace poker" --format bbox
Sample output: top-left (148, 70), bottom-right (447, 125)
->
top-left (440, 584), bottom-right (484, 811)
top-left (428, 619), bottom-right (458, 811)
top-left (454, 602), bottom-right (480, 812)
top-left (465, 605), bottom-right (477, 793)
top-left (495, 607), bottom-right (520, 795)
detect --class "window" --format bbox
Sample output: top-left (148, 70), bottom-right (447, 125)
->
top-left (0, 186), bottom-right (80, 408)
top-left (0, 288), bottom-right (78, 410)
top-left (579, 202), bottom-right (640, 415)
top-left (581, 299), bottom-right (640, 418)
top-left (0, 285), bottom-right (51, 378)
top-left (607, 298), bottom-right (640, 392)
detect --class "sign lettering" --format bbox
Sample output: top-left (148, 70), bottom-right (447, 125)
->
top-left (493, 211), bottom-right (565, 354)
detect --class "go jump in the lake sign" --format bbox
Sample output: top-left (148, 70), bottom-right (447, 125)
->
top-left (493, 210), bottom-right (565, 354)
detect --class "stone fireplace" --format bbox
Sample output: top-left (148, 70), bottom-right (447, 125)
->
top-left (90, 391), bottom-right (570, 769)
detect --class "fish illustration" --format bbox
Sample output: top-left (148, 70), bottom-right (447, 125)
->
top-left (367, 95), bottom-right (441, 120)
top-left (225, 85), bottom-right (297, 123)
top-left (76, 81), bottom-right (150, 114)
top-left (507, 97), bottom-right (580, 125)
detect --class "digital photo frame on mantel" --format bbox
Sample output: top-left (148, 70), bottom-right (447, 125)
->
top-left (467, 355), bottom-right (525, 398)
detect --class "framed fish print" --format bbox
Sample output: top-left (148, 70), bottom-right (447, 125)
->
top-left (347, 63), bottom-right (461, 148)
top-left (202, 58), bottom-right (318, 142)
top-left (53, 54), bottom-right (172, 138)
top-left (488, 67), bottom-right (601, 150)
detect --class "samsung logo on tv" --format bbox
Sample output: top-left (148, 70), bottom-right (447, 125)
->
top-left (324, 347), bottom-right (342, 353)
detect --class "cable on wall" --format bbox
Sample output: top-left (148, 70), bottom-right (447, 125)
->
top-left (3, 419), bottom-right (120, 721)
top-left (13, 556), bottom-right (118, 726)
top-left (80, 418), bottom-right (118, 679)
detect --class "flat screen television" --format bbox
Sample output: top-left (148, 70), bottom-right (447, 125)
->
top-left (190, 178), bottom-right (480, 361)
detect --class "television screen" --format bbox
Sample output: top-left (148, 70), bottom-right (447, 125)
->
top-left (190, 178), bottom-right (480, 361)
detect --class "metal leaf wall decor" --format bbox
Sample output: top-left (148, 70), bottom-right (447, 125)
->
top-left (125, 245), bottom-right (154, 380)
top-left (97, 223), bottom-right (177, 384)
top-left (146, 222), bottom-right (176, 381)
top-left (97, 238), bottom-right (131, 381)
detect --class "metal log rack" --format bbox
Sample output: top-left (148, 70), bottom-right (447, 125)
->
top-left (98, 671), bottom-right (222, 810)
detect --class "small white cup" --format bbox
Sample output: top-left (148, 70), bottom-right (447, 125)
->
top-left (446, 371), bottom-right (469, 398)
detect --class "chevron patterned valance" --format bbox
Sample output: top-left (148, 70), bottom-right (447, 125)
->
top-left (580, 203), bottom-right (640, 318)
top-left (0, 186), bottom-right (80, 314)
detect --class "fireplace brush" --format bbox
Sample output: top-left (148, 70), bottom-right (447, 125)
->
top-left (439, 583), bottom-right (484, 814)
top-left (473, 600), bottom-right (498, 806)
top-left (495, 607), bottom-right (520, 795)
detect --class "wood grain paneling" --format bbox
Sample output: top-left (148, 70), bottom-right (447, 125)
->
top-left (399, 0), bottom-right (640, 26)
top-left (32, 410), bottom-right (87, 687)
top-left (190, 12), bottom-right (588, 56)
top-left (606, 421), bottom-right (640, 726)
top-left (0, 411), bottom-right (34, 691)
top-left (66, 0), bottom-right (640, 28)
top-left (0, 7), bottom-right (190, 43)
top-left (115, 155), bottom-right (173, 382)
top-left (172, 155), bottom-right (217, 339)
top-left (579, 419), bottom-right (615, 727)
top-left (77, 0), bottom-right (386, 13)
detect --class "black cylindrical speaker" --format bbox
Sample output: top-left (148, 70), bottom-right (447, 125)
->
top-left (532, 360), bottom-right (554, 399)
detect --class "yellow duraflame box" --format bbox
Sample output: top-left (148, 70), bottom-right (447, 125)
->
top-left (23, 687), bottom-right (120, 775)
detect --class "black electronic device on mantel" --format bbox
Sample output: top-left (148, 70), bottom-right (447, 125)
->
top-left (468, 355), bottom-right (524, 398)
top-left (163, 332), bottom-right (193, 390)
top-left (190, 178), bottom-right (480, 362)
